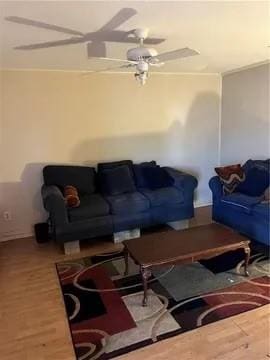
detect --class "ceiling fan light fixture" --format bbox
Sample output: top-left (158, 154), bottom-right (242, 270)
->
top-left (135, 71), bottom-right (148, 86)
top-left (134, 60), bottom-right (149, 85)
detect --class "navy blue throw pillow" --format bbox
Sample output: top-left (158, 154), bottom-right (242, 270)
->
top-left (99, 165), bottom-right (136, 196)
top-left (133, 161), bottom-right (157, 188)
top-left (142, 166), bottom-right (174, 190)
top-left (236, 167), bottom-right (269, 196)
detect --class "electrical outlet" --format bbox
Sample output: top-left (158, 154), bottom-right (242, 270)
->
top-left (3, 211), bottom-right (11, 221)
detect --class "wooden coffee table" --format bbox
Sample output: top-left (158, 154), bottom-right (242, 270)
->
top-left (123, 223), bottom-right (250, 306)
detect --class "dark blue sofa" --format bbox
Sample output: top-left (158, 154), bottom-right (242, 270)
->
top-left (209, 159), bottom-right (270, 246)
top-left (42, 160), bottom-right (197, 248)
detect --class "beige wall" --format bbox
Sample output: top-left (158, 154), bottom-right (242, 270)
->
top-left (0, 70), bottom-right (221, 240)
top-left (221, 63), bottom-right (270, 165)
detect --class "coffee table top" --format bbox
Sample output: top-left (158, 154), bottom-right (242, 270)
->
top-left (123, 223), bottom-right (250, 267)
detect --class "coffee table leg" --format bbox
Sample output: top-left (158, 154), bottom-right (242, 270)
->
top-left (124, 247), bottom-right (129, 276)
top-left (244, 246), bottom-right (250, 276)
top-left (141, 266), bottom-right (151, 306)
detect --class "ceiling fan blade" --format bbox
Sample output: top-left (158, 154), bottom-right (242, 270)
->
top-left (88, 56), bottom-right (137, 64)
top-left (14, 37), bottom-right (87, 50)
top-left (143, 37), bottom-right (166, 45)
top-left (82, 63), bottom-right (135, 75)
top-left (99, 8), bottom-right (137, 31)
top-left (149, 62), bottom-right (165, 68)
top-left (87, 42), bottom-right (106, 58)
top-left (153, 47), bottom-right (199, 63)
top-left (5, 16), bottom-right (84, 36)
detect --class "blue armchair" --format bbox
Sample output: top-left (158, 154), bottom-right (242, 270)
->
top-left (209, 159), bottom-right (270, 246)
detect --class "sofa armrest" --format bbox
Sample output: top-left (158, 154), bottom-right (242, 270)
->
top-left (41, 185), bottom-right (68, 225)
top-left (163, 167), bottom-right (198, 195)
top-left (209, 176), bottom-right (223, 200)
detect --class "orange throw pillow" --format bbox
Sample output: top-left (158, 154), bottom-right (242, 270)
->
top-left (64, 185), bottom-right (80, 208)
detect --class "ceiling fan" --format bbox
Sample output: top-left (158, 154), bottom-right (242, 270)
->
top-left (5, 8), bottom-right (165, 57)
top-left (85, 28), bottom-right (199, 85)
top-left (6, 8), bottom-right (199, 85)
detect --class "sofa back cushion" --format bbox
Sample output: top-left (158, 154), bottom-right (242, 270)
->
top-left (133, 161), bottom-right (157, 188)
top-left (142, 166), bottom-right (174, 190)
top-left (97, 160), bottom-right (134, 174)
top-left (43, 165), bottom-right (96, 195)
top-left (99, 165), bottom-right (136, 196)
top-left (243, 159), bottom-right (270, 173)
top-left (236, 167), bottom-right (270, 196)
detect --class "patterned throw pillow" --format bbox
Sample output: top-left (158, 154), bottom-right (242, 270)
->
top-left (215, 164), bottom-right (245, 194)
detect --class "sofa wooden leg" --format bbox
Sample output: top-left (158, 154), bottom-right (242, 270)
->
top-left (167, 220), bottom-right (189, 230)
top-left (113, 228), bottom-right (141, 243)
top-left (63, 240), bottom-right (80, 255)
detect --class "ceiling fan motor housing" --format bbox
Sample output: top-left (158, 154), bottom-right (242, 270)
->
top-left (127, 47), bottom-right (158, 61)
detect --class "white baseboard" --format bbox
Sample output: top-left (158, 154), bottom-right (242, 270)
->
top-left (0, 232), bottom-right (33, 242)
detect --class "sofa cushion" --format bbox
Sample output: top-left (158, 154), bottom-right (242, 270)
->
top-left (68, 194), bottom-right (110, 221)
top-left (142, 166), bottom-right (174, 190)
top-left (99, 165), bottom-right (136, 196)
top-left (236, 167), bottom-right (270, 196)
top-left (43, 165), bottom-right (96, 195)
top-left (220, 193), bottom-right (262, 214)
top-left (133, 161), bottom-right (157, 188)
top-left (252, 203), bottom-right (270, 221)
top-left (105, 192), bottom-right (150, 215)
top-left (113, 212), bottom-right (152, 232)
top-left (140, 187), bottom-right (184, 207)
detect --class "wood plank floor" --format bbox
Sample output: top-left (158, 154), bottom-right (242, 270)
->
top-left (0, 207), bottom-right (269, 360)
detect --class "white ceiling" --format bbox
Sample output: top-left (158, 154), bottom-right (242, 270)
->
top-left (0, 1), bottom-right (269, 74)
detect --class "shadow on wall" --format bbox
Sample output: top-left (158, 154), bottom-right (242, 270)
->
top-left (70, 91), bottom-right (220, 204)
top-left (0, 91), bottom-right (220, 240)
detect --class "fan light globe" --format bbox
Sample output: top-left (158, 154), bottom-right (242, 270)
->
top-left (136, 61), bottom-right (149, 72)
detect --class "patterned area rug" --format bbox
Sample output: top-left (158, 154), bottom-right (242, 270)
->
top-left (56, 247), bottom-right (270, 360)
